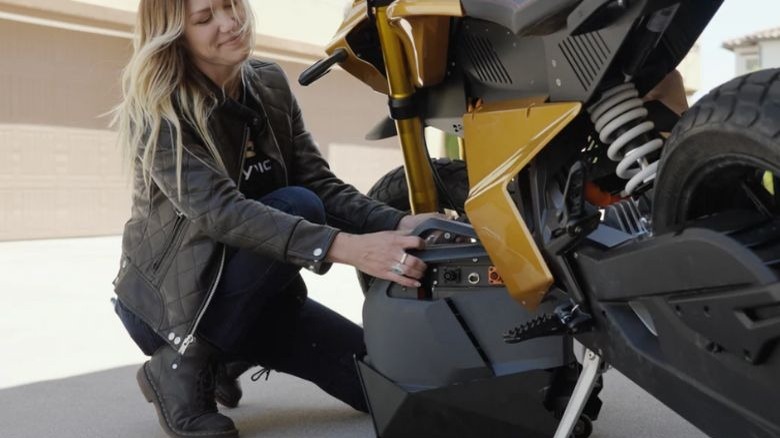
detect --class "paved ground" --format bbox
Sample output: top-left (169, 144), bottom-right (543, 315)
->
top-left (0, 236), bottom-right (708, 437)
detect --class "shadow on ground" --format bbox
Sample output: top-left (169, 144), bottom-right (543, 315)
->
top-left (0, 366), bottom-right (707, 438)
top-left (0, 365), bottom-right (373, 438)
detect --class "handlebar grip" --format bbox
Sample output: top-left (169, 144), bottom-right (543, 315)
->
top-left (298, 48), bottom-right (348, 86)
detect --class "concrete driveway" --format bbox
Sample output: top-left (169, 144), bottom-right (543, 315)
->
top-left (0, 236), bottom-right (707, 437)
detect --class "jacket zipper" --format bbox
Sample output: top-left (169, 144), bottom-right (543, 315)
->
top-left (179, 125), bottom-right (250, 356)
top-left (178, 246), bottom-right (226, 354)
top-left (151, 210), bottom-right (186, 273)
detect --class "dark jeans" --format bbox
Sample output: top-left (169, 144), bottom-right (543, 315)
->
top-left (115, 186), bottom-right (367, 411)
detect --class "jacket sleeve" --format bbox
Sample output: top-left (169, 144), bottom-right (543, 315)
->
top-left (148, 122), bottom-right (338, 273)
top-left (284, 87), bottom-right (406, 234)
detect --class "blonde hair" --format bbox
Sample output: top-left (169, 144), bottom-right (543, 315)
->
top-left (112, 0), bottom-right (256, 199)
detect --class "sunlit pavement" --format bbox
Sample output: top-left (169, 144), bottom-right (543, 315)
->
top-left (0, 236), bottom-right (364, 390)
top-left (0, 236), bottom-right (707, 437)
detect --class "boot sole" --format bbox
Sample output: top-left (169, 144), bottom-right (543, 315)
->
top-left (137, 363), bottom-right (239, 438)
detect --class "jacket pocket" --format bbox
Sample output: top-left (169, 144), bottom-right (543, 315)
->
top-left (114, 261), bottom-right (164, 331)
top-left (151, 214), bottom-right (188, 277)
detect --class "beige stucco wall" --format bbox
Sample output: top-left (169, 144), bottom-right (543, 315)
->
top-left (0, 125), bottom-right (130, 240)
top-left (71, 0), bottom-right (350, 45)
top-left (759, 40), bottom-right (780, 70)
top-left (677, 43), bottom-right (701, 100)
top-left (0, 10), bottom-right (402, 241)
top-left (280, 61), bottom-right (403, 193)
top-left (0, 18), bottom-right (133, 241)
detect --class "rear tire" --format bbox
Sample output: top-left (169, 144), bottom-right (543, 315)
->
top-left (653, 68), bottom-right (780, 231)
top-left (652, 68), bottom-right (780, 277)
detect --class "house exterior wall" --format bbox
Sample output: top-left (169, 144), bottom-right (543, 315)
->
top-left (0, 14), bottom-right (402, 241)
top-left (734, 46), bottom-right (759, 76)
top-left (729, 40), bottom-right (780, 77)
top-left (71, 0), bottom-right (349, 46)
top-left (0, 18), bottom-right (133, 241)
top-left (759, 40), bottom-right (780, 69)
top-left (280, 61), bottom-right (403, 194)
top-left (677, 43), bottom-right (701, 100)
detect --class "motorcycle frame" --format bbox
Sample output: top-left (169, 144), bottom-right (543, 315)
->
top-left (313, 1), bottom-right (780, 437)
top-left (344, 0), bottom-right (720, 309)
top-left (367, 0), bottom-right (591, 308)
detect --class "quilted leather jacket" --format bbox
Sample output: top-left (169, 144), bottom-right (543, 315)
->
top-left (113, 60), bottom-right (405, 354)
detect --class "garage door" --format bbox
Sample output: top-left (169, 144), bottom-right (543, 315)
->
top-left (0, 18), bottom-right (132, 241)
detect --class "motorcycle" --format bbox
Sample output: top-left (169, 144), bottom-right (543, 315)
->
top-left (300, 1), bottom-right (780, 437)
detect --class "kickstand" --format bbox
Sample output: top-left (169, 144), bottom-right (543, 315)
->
top-left (553, 349), bottom-right (603, 438)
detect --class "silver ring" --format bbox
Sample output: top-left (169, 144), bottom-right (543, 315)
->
top-left (391, 263), bottom-right (404, 276)
top-left (400, 253), bottom-right (409, 265)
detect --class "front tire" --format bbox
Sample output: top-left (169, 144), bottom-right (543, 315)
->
top-left (367, 158), bottom-right (469, 213)
top-left (358, 158), bottom-right (469, 293)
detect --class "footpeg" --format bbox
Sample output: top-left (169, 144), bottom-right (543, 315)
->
top-left (503, 303), bottom-right (593, 344)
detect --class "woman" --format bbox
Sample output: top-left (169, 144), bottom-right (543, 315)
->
top-left (111, 1), bottom-right (435, 437)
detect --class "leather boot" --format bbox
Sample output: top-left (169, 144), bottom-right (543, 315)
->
top-left (137, 341), bottom-right (238, 438)
top-left (215, 361), bottom-right (252, 408)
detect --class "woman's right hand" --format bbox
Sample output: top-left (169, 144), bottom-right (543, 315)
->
top-left (325, 231), bottom-right (427, 288)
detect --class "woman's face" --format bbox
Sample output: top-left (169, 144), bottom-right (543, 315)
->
top-left (183, 0), bottom-right (251, 82)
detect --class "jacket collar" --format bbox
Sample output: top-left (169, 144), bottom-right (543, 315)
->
top-left (188, 65), bottom-right (234, 107)
top-left (190, 62), bottom-right (288, 186)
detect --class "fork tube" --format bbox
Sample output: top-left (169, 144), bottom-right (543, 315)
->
top-left (374, 6), bottom-right (438, 214)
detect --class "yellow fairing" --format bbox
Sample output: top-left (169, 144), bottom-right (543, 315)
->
top-left (386, 0), bottom-right (463, 88)
top-left (325, 0), bottom-right (462, 93)
top-left (387, 17), bottom-right (451, 88)
top-left (464, 99), bottom-right (582, 310)
top-left (386, 0), bottom-right (463, 17)
top-left (326, 1), bottom-right (389, 94)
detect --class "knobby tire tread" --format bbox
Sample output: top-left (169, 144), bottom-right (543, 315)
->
top-left (655, 68), bottom-right (780, 278)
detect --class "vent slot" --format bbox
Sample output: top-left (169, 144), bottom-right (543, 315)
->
top-left (559, 31), bottom-right (610, 90)
top-left (463, 34), bottom-right (513, 85)
top-left (744, 303), bottom-right (780, 323)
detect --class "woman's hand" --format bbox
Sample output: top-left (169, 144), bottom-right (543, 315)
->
top-left (325, 231), bottom-right (427, 288)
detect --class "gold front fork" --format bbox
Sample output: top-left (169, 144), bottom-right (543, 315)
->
top-left (374, 7), bottom-right (438, 214)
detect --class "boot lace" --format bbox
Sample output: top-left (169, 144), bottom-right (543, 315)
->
top-left (250, 367), bottom-right (272, 382)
